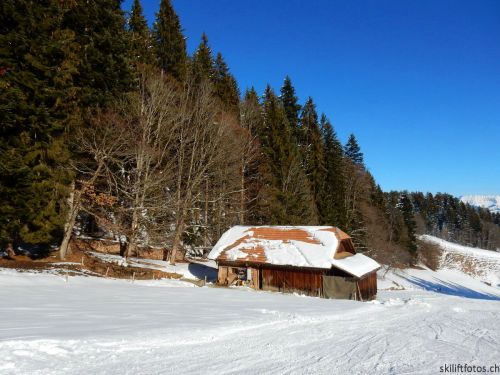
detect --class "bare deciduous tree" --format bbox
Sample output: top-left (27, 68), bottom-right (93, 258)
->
top-left (66, 69), bottom-right (245, 264)
top-left (60, 110), bottom-right (127, 259)
top-left (168, 81), bottom-right (242, 264)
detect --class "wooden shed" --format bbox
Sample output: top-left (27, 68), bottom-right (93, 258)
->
top-left (208, 226), bottom-right (380, 301)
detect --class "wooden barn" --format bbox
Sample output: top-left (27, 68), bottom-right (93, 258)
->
top-left (208, 226), bottom-right (380, 301)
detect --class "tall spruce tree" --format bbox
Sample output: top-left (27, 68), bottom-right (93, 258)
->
top-left (344, 133), bottom-right (364, 165)
top-left (239, 88), bottom-right (265, 224)
top-left (397, 192), bottom-right (417, 258)
top-left (0, 0), bottom-right (79, 246)
top-left (279, 76), bottom-right (301, 142)
top-left (213, 52), bottom-right (239, 113)
top-left (191, 33), bottom-right (214, 83)
top-left (242, 87), bottom-right (263, 133)
top-left (128, 0), bottom-right (153, 67)
top-left (153, 0), bottom-right (188, 81)
top-left (320, 114), bottom-right (346, 226)
top-left (63, 0), bottom-right (132, 107)
top-left (261, 86), bottom-right (317, 224)
top-left (300, 97), bottom-right (325, 220)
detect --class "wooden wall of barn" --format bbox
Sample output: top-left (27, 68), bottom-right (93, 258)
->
top-left (216, 263), bottom-right (378, 300)
top-left (261, 267), bottom-right (323, 297)
top-left (357, 272), bottom-right (377, 300)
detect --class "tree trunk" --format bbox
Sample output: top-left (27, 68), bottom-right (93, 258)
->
top-left (60, 181), bottom-right (81, 260)
top-left (126, 242), bottom-right (137, 260)
top-left (119, 237), bottom-right (128, 257)
top-left (204, 177), bottom-right (209, 248)
top-left (239, 157), bottom-right (245, 224)
top-left (60, 164), bottom-right (103, 260)
top-left (126, 207), bottom-right (140, 259)
top-left (169, 218), bottom-right (184, 265)
top-left (6, 242), bottom-right (15, 259)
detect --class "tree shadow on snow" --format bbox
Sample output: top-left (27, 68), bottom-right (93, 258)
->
top-left (400, 275), bottom-right (500, 301)
top-left (188, 263), bottom-right (217, 282)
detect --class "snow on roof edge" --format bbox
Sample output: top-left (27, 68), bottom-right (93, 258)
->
top-left (331, 253), bottom-right (381, 278)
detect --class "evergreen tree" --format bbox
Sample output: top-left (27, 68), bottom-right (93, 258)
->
top-left (260, 86), bottom-right (317, 224)
top-left (213, 52), bottom-right (239, 113)
top-left (384, 191), bottom-right (406, 245)
top-left (404, 191), bottom-right (499, 250)
top-left (0, 0), bottom-right (78, 246)
top-left (279, 76), bottom-right (301, 142)
top-left (243, 88), bottom-right (260, 111)
top-left (300, 97), bottom-right (325, 219)
top-left (320, 114), bottom-right (346, 225)
top-left (63, 0), bottom-right (132, 107)
top-left (153, 0), bottom-right (188, 81)
top-left (191, 33), bottom-right (214, 83)
top-left (397, 192), bottom-right (417, 258)
top-left (128, 0), bottom-right (153, 67)
top-left (241, 87), bottom-right (264, 137)
top-left (240, 88), bottom-right (265, 224)
top-left (344, 134), bottom-right (364, 165)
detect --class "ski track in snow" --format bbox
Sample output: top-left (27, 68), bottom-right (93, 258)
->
top-left (0, 269), bottom-right (499, 374)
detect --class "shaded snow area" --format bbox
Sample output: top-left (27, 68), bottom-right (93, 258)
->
top-left (89, 252), bottom-right (218, 282)
top-left (419, 235), bottom-right (500, 286)
top-left (1, 268), bottom-right (500, 374)
top-left (460, 195), bottom-right (500, 214)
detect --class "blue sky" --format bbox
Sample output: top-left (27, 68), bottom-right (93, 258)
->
top-left (123, 0), bottom-right (500, 197)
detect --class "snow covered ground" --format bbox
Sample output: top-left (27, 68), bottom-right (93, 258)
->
top-left (379, 265), bottom-right (500, 300)
top-left (419, 235), bottom-right (500, 286)
top-left (1, 265), bottom-right (499, 374)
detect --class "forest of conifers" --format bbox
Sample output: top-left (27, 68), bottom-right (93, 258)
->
top-left (1, 0), bottom-right (499, 264)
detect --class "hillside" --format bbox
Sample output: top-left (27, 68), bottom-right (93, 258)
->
top-left (460, 195), bottom-right (500, 214)
top-left (419, 234), bottom-right (500, 286)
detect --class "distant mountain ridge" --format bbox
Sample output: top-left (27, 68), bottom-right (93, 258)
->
top-left (460, 195), bottom-right (500, 214)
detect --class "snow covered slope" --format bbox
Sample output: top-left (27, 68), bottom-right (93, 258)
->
top-left (1, 268), bottom-right (499, 374)
top-left (419, 235), bottom-right (500, 286)
top-left (460, 195), bottom-right (500, 213)
top-left (378, 265), bottom-right (500, 300)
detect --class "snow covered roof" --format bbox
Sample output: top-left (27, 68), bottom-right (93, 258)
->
top-left (208, 226), bottom-right (380, 278)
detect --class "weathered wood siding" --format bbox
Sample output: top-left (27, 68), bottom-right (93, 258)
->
top-left (216, 262), bottom-right (378, 300)
top-left (250, 267), bottom-right (260, 289)
top-left (217, 266), bottom-right (228, 285)
top-left (261, 267), bottom-right (322, 296)
top-left (217, 265), bottom-right (248, 286)
top-left (357, 272), bottom-right (377, 300)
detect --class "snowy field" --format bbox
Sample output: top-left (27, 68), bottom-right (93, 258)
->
top-left (1, 265), bottom-right (499, 375)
